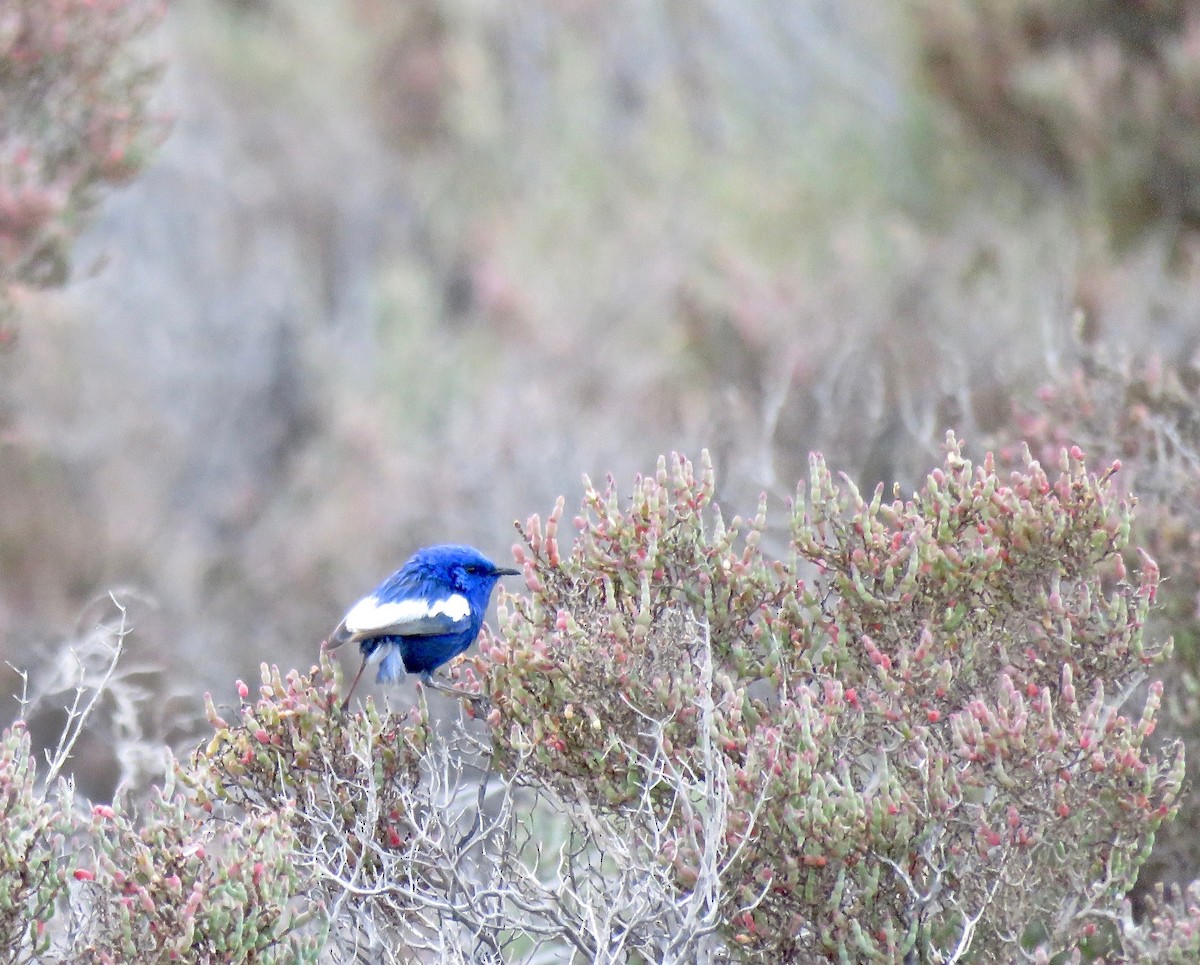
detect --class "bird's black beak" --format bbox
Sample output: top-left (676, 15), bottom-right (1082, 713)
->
top-left (496, 566), bottom-right (521, 577)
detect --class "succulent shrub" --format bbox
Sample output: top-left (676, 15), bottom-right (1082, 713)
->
top-left (1013, 348), bottom-right (1200, 894)
top-left (0, 724), bottom-right (74, 964)
top-left (72, 788), bottom-right (317, 965)
top-left (0, 0), bottom-right (165, 325)
top-left (1117, 880), bottom-right (1200, 961)
top-left (914, 0), bottom-right (1200, 240)
top-left (188, 658), bottom-right (430, 908)
top-left (475, 442), bottom-right (1183, 962)
top-left (1016, 351), bottom-right (1200, 663)
top-left (0, 710), bottom-right (322, 964)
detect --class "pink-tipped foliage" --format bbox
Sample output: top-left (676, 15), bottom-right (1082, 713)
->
top-left (476, 439), bottom-right (1183, 961)
top-left (0, 0), bottom-right (166, 324)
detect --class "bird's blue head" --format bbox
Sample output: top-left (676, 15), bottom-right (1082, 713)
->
top-left (409, 544), bottom-right (520, 606)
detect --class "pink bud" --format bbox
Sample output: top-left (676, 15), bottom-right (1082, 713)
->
top-left (73, 868), bottom-right (95, 881)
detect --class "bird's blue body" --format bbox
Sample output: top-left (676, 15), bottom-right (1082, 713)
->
top-left (327, 544), bottom-right (518, 703)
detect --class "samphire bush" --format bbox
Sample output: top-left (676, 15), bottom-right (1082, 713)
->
top-left (1013, 345), bottom-right (1200, 897)
top-left (477, 442), bottom-right (1184, 961)
top-left (0, 0), bottom-right (165, 325)
top-left (0, 612), bottom-right (328, 964)
top-left (2, 443), bottom-right (1198, 962)
top-left (915, 0), bottom-right (1200, 240)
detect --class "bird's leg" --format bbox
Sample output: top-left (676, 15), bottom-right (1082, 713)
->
top-left (420, 672), bottom-right (489, 708)
top-left (340, 653), bottom-right (369, 712)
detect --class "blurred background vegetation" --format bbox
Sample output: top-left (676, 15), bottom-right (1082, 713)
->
top-left (4, 0), bottom-right (1200, 896)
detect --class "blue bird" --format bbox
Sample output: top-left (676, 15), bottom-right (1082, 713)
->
top-left (325, 544), bottom-right (519, 709)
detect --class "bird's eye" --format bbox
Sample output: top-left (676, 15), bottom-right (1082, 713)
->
top-left (464, 565), bottom-right (481, 575)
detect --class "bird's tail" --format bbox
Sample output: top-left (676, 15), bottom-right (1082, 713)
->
top-left (324, 621), bottom-right (353, 651)
top-left (374, 647), bottom-right (409, 685)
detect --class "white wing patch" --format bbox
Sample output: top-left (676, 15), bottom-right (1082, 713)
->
top-left (344, 593), bottom-right (470, 634)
